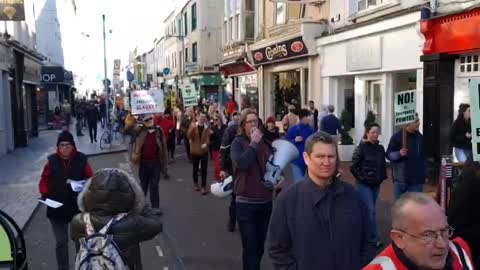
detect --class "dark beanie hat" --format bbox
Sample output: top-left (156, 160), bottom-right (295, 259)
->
top-left (57, 131), bottom-right (75, 147)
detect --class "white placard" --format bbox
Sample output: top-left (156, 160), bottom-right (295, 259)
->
top-left (38, 198), bottom-right (63, 208)
top-left (67, 179), bottom-right (87, 192)
top-left (131, 89), bottom-right (165, 115)
top-left (394, 90), bottom-right (416, 126)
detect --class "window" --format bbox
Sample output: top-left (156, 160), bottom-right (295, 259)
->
top-left (185, 48), bottom-right (189, 62)
top-left (245, 12), bottom-right (254, 39)
top-left (230, 0), bottom-right (235, 14)
top-left (191, 3), bottom-right (197, 31)
top-left (233, 15), bottom-right (238, 41)
top-left (230, 17), bottom-right (234, 41)
top-left (184, 13), bottom-right (188, 35)
top-left (173, 53), bottom-right (176, 68)
top-left (224, 0), bottom-right (229, 17)
top-left (178, 18), bottom-right (183, 36)
top-left (459, 55), bottom-right (480, 73)
top-left (275, 3), bottom-right (286, 25)
top-left (224, 21), bottom-right (228, 43)
top-left (358, 0), bottom-right (384, 11)
top-left (245, 0), bottom-right (254, 11)
top-left (192, 42), bottom-right (198, 62)
top-left (236, 14), bottom-right (240, 40)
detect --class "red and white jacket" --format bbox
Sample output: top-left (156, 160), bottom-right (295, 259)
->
top-left (363, 237), bottom-right (474, 270)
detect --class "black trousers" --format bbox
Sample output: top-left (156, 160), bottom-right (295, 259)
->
top-left (192, 154), bottom-right (208, 187)
top-left (168, 132), bottom-right (176, 159)
top-left (184, 137), bottom-right (191, 160)
top-left (88, 122), bottom-right (97, 143)
top-left (49, 218), bottom-right (69, 270)
top-left (229, 193), bottom-right (236, 222)
top-left (139, 160), bottom-right (161, 208)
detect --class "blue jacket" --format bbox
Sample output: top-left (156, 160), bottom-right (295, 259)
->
top-left (320, 114), bottom-right (342, 135)
top-left (267, 177), bottom-right (377, 270)
top-left (386, 130), bottom-right (426, 185)
top-left (286, 123), bottom-right (314, 169)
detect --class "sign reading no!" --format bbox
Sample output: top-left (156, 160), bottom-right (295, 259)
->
top-left (394, 90), bottom-right (416, 126)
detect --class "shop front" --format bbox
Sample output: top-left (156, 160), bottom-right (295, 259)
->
top-left (316, 11), bottom-right (424, 148)
top-left (0, 42), bottom-right (13, 156)
top-left (41, 66), bottom-right (74, 128)
top-left (23, 56), bottom-right (43, 136)
top-left (420, 6), bottom-right (480, 165)
top-left (250, 35), bottom-right (320, 122)
top-left (190, 74), bottom-right (224, 103)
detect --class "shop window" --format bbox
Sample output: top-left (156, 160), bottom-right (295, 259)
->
top-left (459, 55), bottom-right (480, 73)
top-left (275, 3), bottom-right (286, 25)
top-left (273, 70), bottom-right (301, 120)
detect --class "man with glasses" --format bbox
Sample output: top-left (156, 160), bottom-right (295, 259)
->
top-left (364, 192), bottom-right (474, 270)
top-left (38, 131), bottom-right (93, 270)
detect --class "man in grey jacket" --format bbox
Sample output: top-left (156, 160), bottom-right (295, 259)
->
top-left (267, 132), bottom-right (376, 270)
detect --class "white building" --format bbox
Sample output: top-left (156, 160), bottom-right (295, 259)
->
top-left (153, 37), bottom-right (165, 88)
top-left (163, 10), bottom-right (182, 93)
top-left (316, 0), bottom-right (426, 148)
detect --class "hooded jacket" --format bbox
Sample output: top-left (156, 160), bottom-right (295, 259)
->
top-left (70, 168), bottom-right (163, 270)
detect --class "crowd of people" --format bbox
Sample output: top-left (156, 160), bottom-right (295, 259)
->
top-left (37, 96), bottom-right (478, 270)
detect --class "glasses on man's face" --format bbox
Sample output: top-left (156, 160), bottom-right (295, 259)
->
top-left (398, 226), bottom-right (454, 244)
top-left (59, 143), bottom-right (72, 148)
top-left (246, 119), bottom-right (258, 125)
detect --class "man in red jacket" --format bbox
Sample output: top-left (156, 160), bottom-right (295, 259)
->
top-left (38, 131), bottom-right (93, 270)
top-left (364, 192), bottom-right (475, 270)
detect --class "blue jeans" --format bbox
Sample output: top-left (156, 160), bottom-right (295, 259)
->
top-left (394, 182), bottom-right (424, 200)
top-left (356, 183), bottom-right (380, 241)
top-left (236, 202), bottom-right (272, 270)
top-left (455, 148), bottom-right (473, 162)
top-left (291, 164), bottom-right (306, 183)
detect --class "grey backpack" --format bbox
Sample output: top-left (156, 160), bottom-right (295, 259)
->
top-left (75, 213), bottom-right (128, 270)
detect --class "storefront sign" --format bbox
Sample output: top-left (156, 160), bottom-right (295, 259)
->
top-left (0, 0), bottom-right (25, 21)
top-left (181, 82), bottom-right (198, 108)
top-left (113, 59), bottom-right (121, 76)
top-left (469, 79), bottom-right (480, 161)
top-left (185, 62), bottom-right (199, 73)
top-left (347, 36), bottom-right (382, 72)
top-left (252, 36), bottom-right (308, 65)
top-left (41, 66), bottom-right (73, 84)
top-left (394, 90), bottom-right (416, 126)
top-left (130, 89), bottom-right (164, 115)
top-left (24, 57), bottom-right (41, 83)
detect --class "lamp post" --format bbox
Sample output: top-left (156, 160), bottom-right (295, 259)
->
top-left (102, 14), bottom-right (109, 127)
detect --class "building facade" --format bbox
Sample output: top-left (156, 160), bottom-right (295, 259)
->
top-left (316, 0), bottom-right (426, 147)
top-left (251, 0), bottom-right (328, 123)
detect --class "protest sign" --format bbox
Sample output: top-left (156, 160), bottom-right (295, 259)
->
top-left (394, 90), bottom-right (416, 126)
top-left (182, 82), bottom-right (198, 108)
top-left (131, 89), bottom-right (164, 115)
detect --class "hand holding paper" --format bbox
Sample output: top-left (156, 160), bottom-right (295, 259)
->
top-left (38, 198), bottom-right (63, 208)
top-left (67, 179), bottom-right (87, 192)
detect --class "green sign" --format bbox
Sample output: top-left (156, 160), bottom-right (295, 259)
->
top-left (470, 80), bottom-right (480, 161)
top-left (182, 82), bottom-right (198, 108)
top-left (394, 90), bottom-right (416, 126)
top-left (163, 67), bottom-right (170, 76)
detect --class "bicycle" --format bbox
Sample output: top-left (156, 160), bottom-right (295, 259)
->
top-left (99, 122), bottom-right (123, 150)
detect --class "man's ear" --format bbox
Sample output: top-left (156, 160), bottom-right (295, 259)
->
top-left (303, 152), bottom-right (310, 166)
top-left (391, 230), bottom-right (406, 249)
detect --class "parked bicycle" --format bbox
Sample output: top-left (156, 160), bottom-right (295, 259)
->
top-left (99, 121), bottom-right (122, 150)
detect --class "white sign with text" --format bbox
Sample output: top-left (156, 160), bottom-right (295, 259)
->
top-left (131, 89), bottom-right (165, 115)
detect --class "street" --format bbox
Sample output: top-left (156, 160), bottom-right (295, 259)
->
top-left (23, 146), bottom-right (394, 270)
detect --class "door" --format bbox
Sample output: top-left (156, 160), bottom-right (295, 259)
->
top-left (366, 81), bottom-right (382, 127)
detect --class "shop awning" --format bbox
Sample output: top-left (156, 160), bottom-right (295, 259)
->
top-left (220, 59), bottom-right (256, 77)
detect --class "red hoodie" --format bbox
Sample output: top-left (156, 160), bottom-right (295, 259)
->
top-left (39, 148), bottom-right (93, 195)
top-left (154, 115), bottom-right (174, 142)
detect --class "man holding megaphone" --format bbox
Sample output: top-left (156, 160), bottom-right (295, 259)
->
top-left (231, 108), bottom-right (281, 270)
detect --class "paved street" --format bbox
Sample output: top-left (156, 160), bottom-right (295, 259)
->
top-left (22, 145), bottom-right (395, 270)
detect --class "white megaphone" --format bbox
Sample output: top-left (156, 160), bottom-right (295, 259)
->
top-left (210, 176), bottom-right (233, 198)
top-left (263, 139), bottom-right (299, 189)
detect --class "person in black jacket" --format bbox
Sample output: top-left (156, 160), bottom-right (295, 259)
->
top-left (450, 103), bottom-right (472, 162)
top-left (85, 102), bottom-right (100, 143)
top-left (351, 123), bottom-right (387, 247)
top-left (448, 159), bottom-right (480, 269)
top-left (38, 131), bottom-right (94, 270)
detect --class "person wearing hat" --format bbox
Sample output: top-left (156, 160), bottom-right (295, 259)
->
top-left (38, 131), bottom-right (94, 270)
top-left (71, 168), bottom-right (163, 270)
top-left (131, 114), bottom-right (169, 209)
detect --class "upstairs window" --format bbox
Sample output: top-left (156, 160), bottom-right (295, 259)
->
top-left (192, 42), bottom-right (198, 62)
top-left (184, 13), bottom-right (188, 35)
top-left (192, 3), bottom-right (197, 31)
top-left (358, 0), bottom-right (384, 12)
top-left (275, 3), bottom-right (286, 25)
top-left (459, 55), bottom-right (480, 73)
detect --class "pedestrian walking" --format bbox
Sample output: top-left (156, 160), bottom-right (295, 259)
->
top-left (268, 132), bottom-right (376, 270)
top-left (99, 99), bottom-right (106, 128)
top-left (320, 104), bottom-right (342, 136)
top-left (85, 102), bottom-right (100, 144)
top-left (220, 111), bottom-right (240, 232)
top-left (448, 160), bottom-right (480, 268)
top-left (154, 112), bottom-right (175, 166)
top-left (285, 109), bottom-right (314, 183)
top-left (181, 107), bottom-right (195, 162)
top-left (364, 192), bottom-right (474, 270)
top-left (187, 112), bottom-right (213, 195)
top-left (281, 105), bottom-right (299, 134)
top-left (263, 116), bottom-right (280, 145)
top-left (211, 113), bottom-right (226, 182)
top-left (231, 109), bottom-right (276, 270)
top-left (131, 115), bottom-right (168, 209)
top-left (38, 131), bottom-right (94, 270)
top-left (450, 103), bottom-right (472, 162)
top-left (351, 123), bottom-right (387, 247)
top-left (386, 114), bottom-right (426, 199)
top-left (71, 168), bottom-right (163, 270)
top-left (308, 100), bottom-right (319, 131)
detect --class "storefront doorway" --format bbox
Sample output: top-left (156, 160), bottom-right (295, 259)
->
top-left (272, 69), bottom-right (301, 120)
top-left (366, 80), bottom-right (383, 128)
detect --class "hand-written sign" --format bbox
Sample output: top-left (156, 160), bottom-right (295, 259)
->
top-left (131, 89), bottom-right (164, 115)
top-left (469, 80), bottom-right (480, 161)
top-left (182, 82), bottom-right (198, 108)
top-left (394, 90), bottom-right (416, 126)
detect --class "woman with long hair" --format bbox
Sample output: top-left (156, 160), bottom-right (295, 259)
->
top-left (450, 103), bottom-right (472, 162)
top-left (350, 123), bottom-right (387, 247)
top-left (210, 113), bottom-right (226, 181)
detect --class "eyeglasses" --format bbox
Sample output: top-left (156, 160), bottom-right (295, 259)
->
top-left (246, 119), bottom-right (258, 125)
top-left (59, 143), bottom-right (72, 147)
top-left (397, 226), bottom-right (455, 244)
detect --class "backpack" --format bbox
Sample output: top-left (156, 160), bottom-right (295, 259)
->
top-left (75, 213), bottom-right (128, 270)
